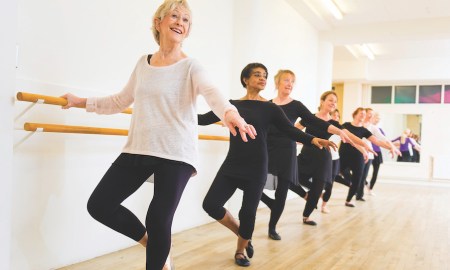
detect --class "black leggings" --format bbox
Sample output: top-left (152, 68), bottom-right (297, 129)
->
top-left (260, 174), bottom-right (291, 231)
top-left (87, 153), bottom-right (194, 270)
top-left (290, 147), bottom-right (330, 218)
top-left (357, 159), bottom-right (372, 199)
top-left (289, 172), bottom-right (324, 218)
top-left (370, 152), bottom-right (382, 189)
top-left (339, 152), bottom-right (365, 202)
top-left (203, 173), bottom-right (266, 240)
top-left (322, 159), bottom-right (340, 202)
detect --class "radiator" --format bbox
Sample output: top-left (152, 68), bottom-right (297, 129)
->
top-left (432, 155), bottom-right (450, 180)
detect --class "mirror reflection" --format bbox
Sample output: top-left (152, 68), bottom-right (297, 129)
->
top-left (373, 113), bottom-right (422, 163)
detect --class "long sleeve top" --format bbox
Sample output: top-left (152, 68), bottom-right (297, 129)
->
top-left (364, 123), bottom-right (389, 159)
top-left (392, 136), bottom-right (417, 152)
top-left (198, 100), bottom-right (315, 181)
top-left (86, 55), bottom-right (236, 173)
top-left (301, 118), bottom-right (342, 161)
top-left (339, 122), bottom-right (372, 157)
top-left (268, 100), bottom-right (331, 148)
top-left (371, 127), bottom-right (386, 152)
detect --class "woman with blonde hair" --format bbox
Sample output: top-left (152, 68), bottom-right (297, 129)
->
top-left (259, 70), bottom-right (355, 235)
top-left (62, 1), bottom-right (255, 269)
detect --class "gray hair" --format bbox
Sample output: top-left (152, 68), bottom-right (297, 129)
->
top-left (152, 0), bottom-right (192, 45)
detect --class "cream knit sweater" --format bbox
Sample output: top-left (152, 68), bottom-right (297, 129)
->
top-left (86, 55), bottom-right (236, 173)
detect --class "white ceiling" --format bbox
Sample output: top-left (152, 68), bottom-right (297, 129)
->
top-left (287, 0), bottom-right (450, 61)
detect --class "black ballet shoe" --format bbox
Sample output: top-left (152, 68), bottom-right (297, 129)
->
top-left (356, 197), bottom-right (366, 202)
top-left (245, 240), bottom-right (254, 258)
top-left (235, 252), bottom-right (250, 267)
top-left (268, 230), bottom-right (281, 240)
top-left (345, 202), bottom-right (355, 207)
top-left (303, 217), bottom-right (317, 226)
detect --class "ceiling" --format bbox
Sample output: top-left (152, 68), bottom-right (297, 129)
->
top-left (287, 0), bottom-right (450, 61)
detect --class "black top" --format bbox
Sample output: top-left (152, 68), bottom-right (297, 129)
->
top-left (267, 100), bottom-right (330, 148)
top-left (300, 119), bottom-right (342, 139)
top-left (198, 100), bottom-right (315, 180)
top-left (339, 122), bottom-right (372, 156)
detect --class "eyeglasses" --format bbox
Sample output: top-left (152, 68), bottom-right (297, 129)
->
top-left (251, 72), bottom-right (268, 79)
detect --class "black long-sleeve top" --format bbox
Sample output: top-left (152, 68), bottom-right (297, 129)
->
top-left (198, 100), bottom-right (315, 181)
top-left (267, 100), bottom-right (331, 148)
top-left (300, 119), bottom-right (342, 140)
top-left (339, 122), bottom-right (372, 156)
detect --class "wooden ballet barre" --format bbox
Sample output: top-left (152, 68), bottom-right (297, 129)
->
top-left (23, 122), bottom-right (229, 141)
top-left (17, 92), bottom-right (224, 126)
top-left (16, 92), bottom-right (133, 114)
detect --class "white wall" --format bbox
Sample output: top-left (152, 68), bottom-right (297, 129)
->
top-left (230, 0), bottom-right (322, 109)
top-left (334, 57), bottom-right (450, 181)
top-left (1, 1), bottom-right (17, 269)
top-left (12, 0), bottom-right (327, 269)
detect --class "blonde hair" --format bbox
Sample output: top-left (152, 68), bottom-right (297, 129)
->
top-left (274, 69), bottom-right (295, 89)
top-left (152, 0), bottom-right (192, 45)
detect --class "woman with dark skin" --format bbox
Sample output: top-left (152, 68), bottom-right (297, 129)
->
top-left (199, 63), bottom-right (336, 267)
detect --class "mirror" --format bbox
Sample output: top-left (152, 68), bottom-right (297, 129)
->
top-left (374, 113), bottom-right (422, 163)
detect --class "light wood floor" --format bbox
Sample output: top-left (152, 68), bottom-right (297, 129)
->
top-left (59, 181), bottom-right (450, 270)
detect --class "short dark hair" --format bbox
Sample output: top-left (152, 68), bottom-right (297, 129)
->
top-left (240, 63), bottom-right (268, 88)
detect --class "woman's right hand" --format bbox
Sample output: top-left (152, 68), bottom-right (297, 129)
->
top-left (60, 93), bottom-right (87, 109)
top-left (311, 138), bottom-right (337, 151)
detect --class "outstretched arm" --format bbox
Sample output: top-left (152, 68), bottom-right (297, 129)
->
top-left (368, 135), bottom-right (401, 157)
top-left (271, 106), bottom-right (315, 145)
top-left (342, 129), bottom-right (377, 156)
top-left (198, 110), bottom-right (257, 142)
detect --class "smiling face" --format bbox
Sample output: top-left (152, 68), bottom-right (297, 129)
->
top-left (152, 1), bottom-right (192, 46)
top-left (320, 92), bottom-right (338, 113)
top-left (353, 108), bottom-right (366, 122)
top-left (276, 73), bottom-right (295, 96)
top-left (157, 7), bottom-right (191, 44)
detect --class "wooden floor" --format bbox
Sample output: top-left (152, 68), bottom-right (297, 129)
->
top-left (59, 181), bottom-right (450, 270)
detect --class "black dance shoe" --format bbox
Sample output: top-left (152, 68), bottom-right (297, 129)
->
top-left (356, 197), bottom-right (366, 201)
top-left (235, 252), bottom-right (250, 267)
top-left (345, 202), bottom-right (355, 207)
top-left (268, 230), bottom-right (281, 240)
top-left (302, 217), bottom-right (317, 226)
top-left (245, 240), bottom-right (254, 258)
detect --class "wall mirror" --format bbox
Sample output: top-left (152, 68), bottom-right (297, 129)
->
top-left (375, 113), bottom-right (422, 163)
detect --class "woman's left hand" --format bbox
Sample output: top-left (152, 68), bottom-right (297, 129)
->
top-left (224, 110), bottom-right (257, 142)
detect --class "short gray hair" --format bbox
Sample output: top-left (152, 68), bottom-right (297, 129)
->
top-left (152, 0), bottom-right (192, 45)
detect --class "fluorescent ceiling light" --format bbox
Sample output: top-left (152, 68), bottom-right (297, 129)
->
top-left (322, 0), bottom-right (343, 20)
top-left (344, 45), bottom-right (359, 59)
top-left (360, 44), bottom-right (375, 60)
